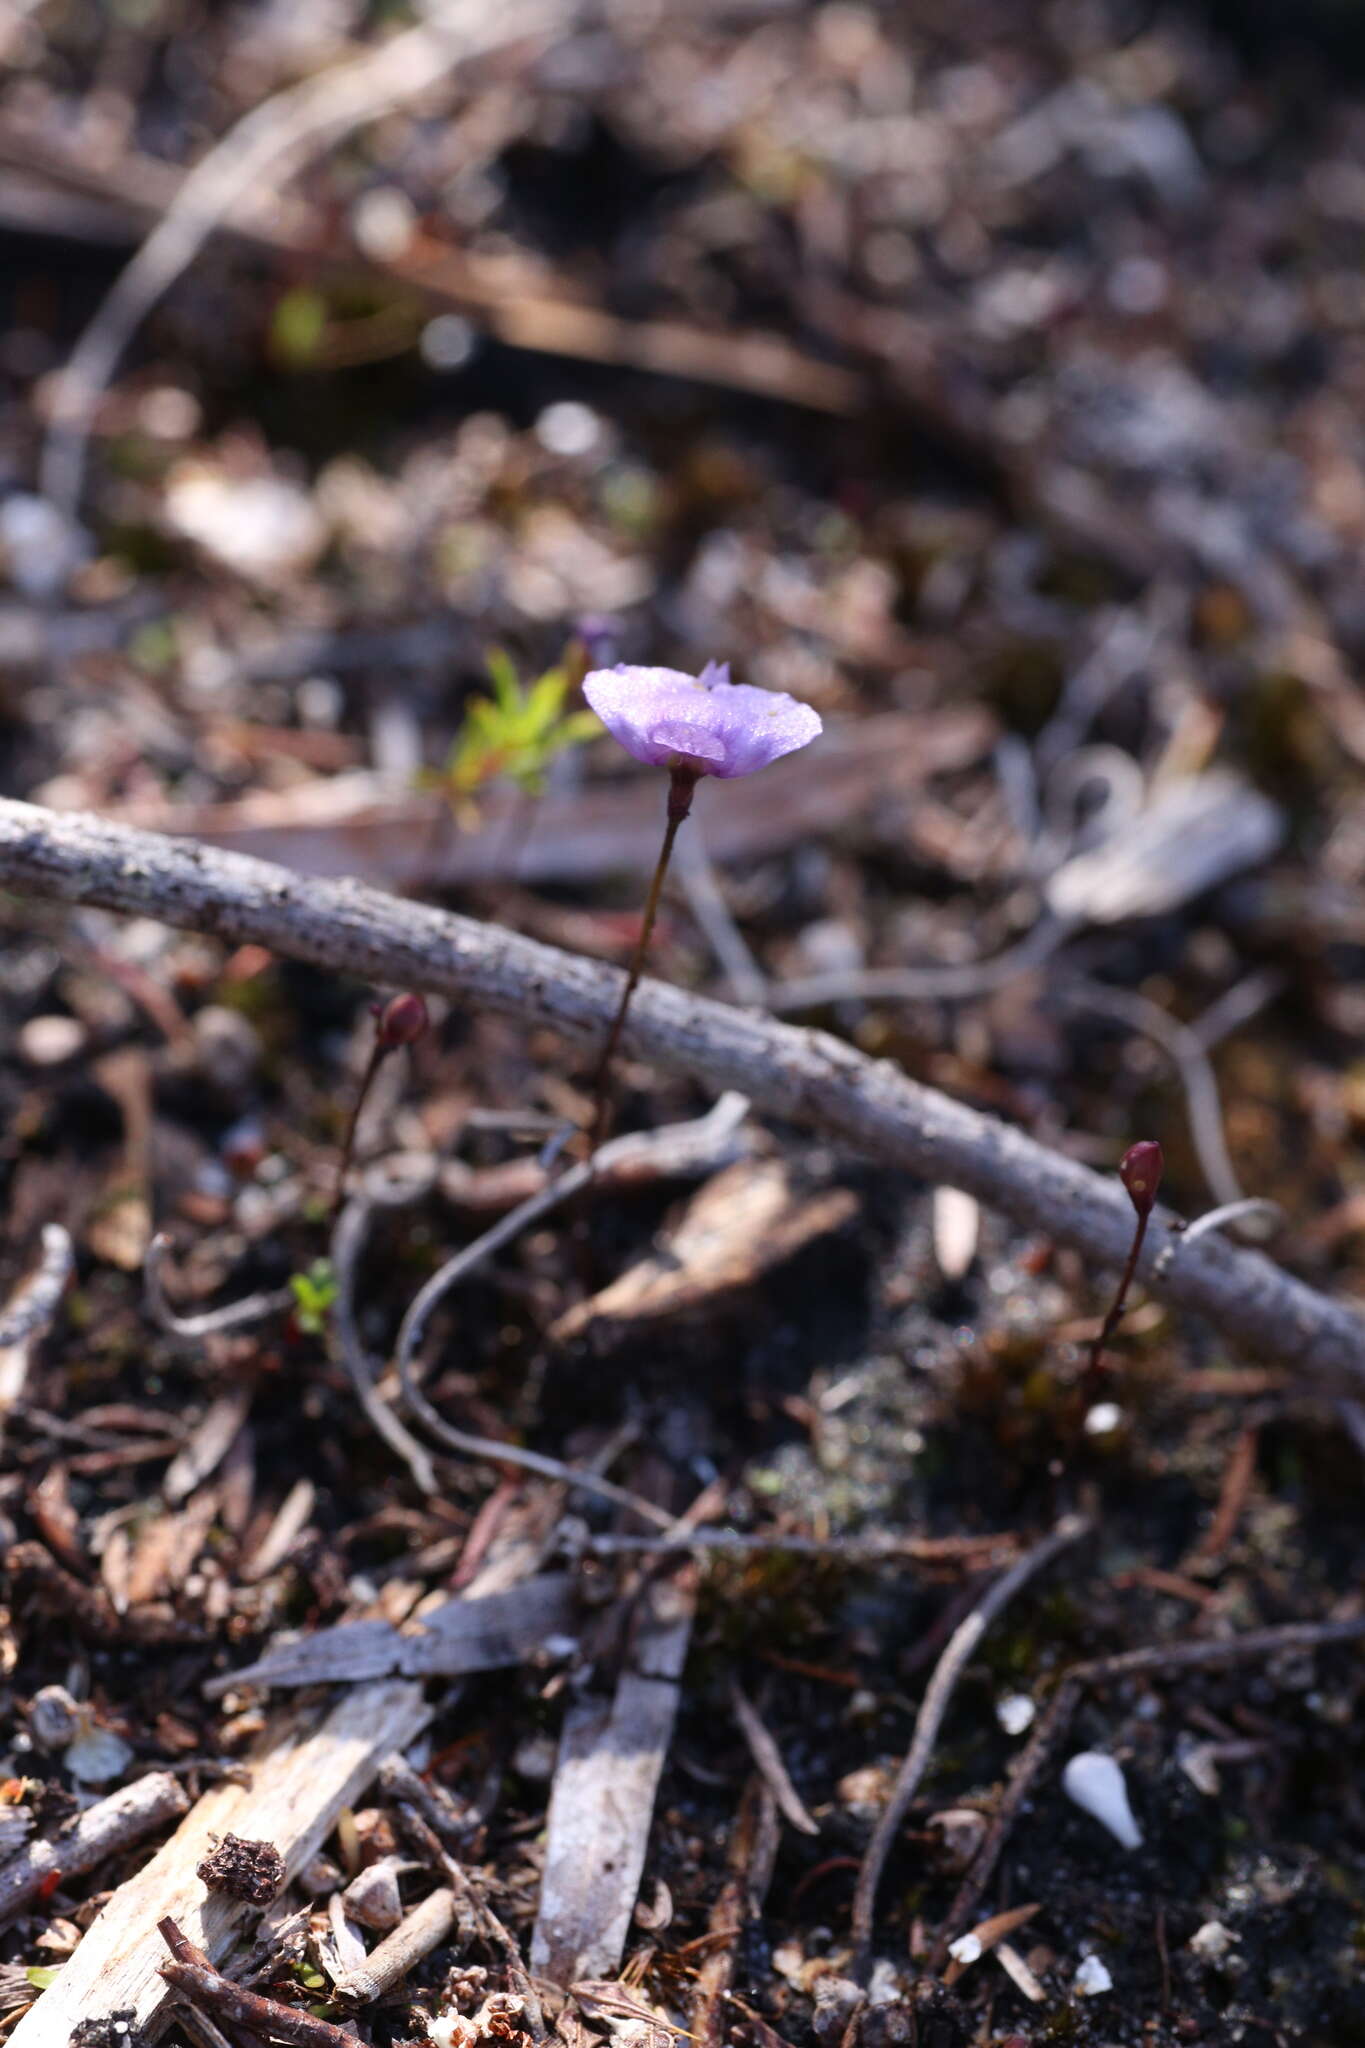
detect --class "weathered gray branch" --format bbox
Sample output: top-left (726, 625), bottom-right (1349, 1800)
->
top-left (0, 797), bottom-right (1361, 1381)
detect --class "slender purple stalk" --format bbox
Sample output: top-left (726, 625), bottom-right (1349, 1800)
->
top-left (333, 993), bottom-right (429, 1214)
top-left (588, 768), bottom-right (696, 1152)
top-left (1085, 1139), bottom-right (1164, 1378)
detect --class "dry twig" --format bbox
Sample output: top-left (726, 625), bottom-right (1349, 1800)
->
top-left (158, 1918), bottom-right (358, 2048)
top-left (729, 1680), bottom-right (820, 1837)
top-left (850, 1514), bottom-right (1089, 1967)
top-left (0, 1773), bottom-right (190, 1928)
top-left (1, 801), bottom-right (1361, 1382)
top-left (145, 1232), bottom-right (293, 1342)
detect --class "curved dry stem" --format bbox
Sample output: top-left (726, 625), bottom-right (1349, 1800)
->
top-left (144, 1232), bottom-right (293, 1343)
top-left (330, 1170), bottom-right (441, 1496)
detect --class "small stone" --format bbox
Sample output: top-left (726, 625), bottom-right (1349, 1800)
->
top-left (191, 1006), bottom-right (262, 1095)
top-left (996, 1693), bottom-right (1036, 1735)
top-left (1083, 1401), bottom-right (1123, 1437)
top-left (18, 1015), bottom-right (86, 1067)
top-left (513, 1734), bottom-right (558, 1782)
top-left (927, 1807), bottom-right (989, 1869)
top-left (1074, 1954), bottom-right (1112, 1996)
top-left (342, 1857), bottom-right (403, 1931)
top-left (70, 2012), bottom-right (138, 2048)
top-left (196, 1831), bottom-right (286, 1905)
top-left (28, 1685), bottom-right (79, 1751)
top-left (1188, 1920), bottom-right (1239, 1961)
top-left (811, 1977), bottom-right (865, 2043)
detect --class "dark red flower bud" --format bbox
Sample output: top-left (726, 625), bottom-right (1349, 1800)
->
top-left (376, 992), bottom-right (429, 1051)
top-left (1119, 1139), bottom-right (1163, 1219)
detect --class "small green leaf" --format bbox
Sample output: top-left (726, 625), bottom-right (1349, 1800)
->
top-left (289, 1258), bottom-right (338, 1336)
top-left (272, 287), bottom-right (328, 364)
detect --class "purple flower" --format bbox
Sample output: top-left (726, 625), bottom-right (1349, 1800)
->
top-left (583, 661), bottom-right (822, 780)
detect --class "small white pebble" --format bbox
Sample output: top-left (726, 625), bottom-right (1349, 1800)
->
top-left (1083, 1401), bottom-right (1123, 1436)
top-left (536, 400), bottom-right (600, 457)
top-left (1074, 1954), bottom-right (1112, 1996)
top-left (947, 1933), bottom-right (982, 1966)
top-left (997, 1693), bottom-right (1036, 1736)
top-left (1062, 1750), bottom-right (1143, 1850)
top-left (421, 314), bottom-right (476, 372)
top-left (351, 185), bottom-right (418, 262)
top-left (18, 1015), bottom-right (86, 1067)
top-left (1188, 1920), bottom-right (1239, 1961)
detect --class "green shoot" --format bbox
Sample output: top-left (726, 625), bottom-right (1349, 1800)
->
top-left (289, 1259), bottom-right (338, 1337)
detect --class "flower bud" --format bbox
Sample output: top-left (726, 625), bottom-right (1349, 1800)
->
top-left (376, 992), bottom-right (429, 1051)
top-left (1118, 1139), bottom-right (1163, 1219)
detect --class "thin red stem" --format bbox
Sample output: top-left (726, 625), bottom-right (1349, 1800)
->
top-left (588, 769), bottom-right (695, 1153)
top-left (333, 1040), bottom-right (386, 1219)
top-left (1084, 1209), bottom-right (1150, 1379)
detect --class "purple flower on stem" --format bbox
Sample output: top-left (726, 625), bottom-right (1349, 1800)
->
top-left (583, 662), bottom-right (822, 780)
top-left (581, 660), bottom-right (821, 1149)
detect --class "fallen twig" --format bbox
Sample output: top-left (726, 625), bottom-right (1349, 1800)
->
top-left (0, 1772), bottom-right (190, 1928)
top-left (331, 1884), bottom-right (458, 2004)
top-left (729, 1680), bottom-right (820, 1837)
top-left (850, 1513), bottom-right (1090, 1968)
top-left (0, 1226), bottom-right (74, 1450)
top-left (563, 1528), bottom-right (1019, 1565)
top-left (202, 1570), bottom-right (575, 1695)
top-left (158, 1917), bottom-right (358, 2048)
top-left (145, 1232), bottom-right (294, 1342)
top-left (936, 1613), bottom-right (1365, 1960)
top-left (0, 1225), bottom-right (73, 1353)
top-left (1, 802), bottom-right (1362, 1382)
top-left (690, 1777), bottom-right (781, 2048)
top-left (330, 1171), bottom-right (441, 1496)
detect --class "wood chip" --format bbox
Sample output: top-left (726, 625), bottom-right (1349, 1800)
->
top-left (163, 1386), bottom-right (254, 1505)
top-left (202, 1572), bottom-right (575, 1695)
top-left (531, 1564), bottom-right (696, 1986)
top-left (550, 1159), bottom-right (858, 1346)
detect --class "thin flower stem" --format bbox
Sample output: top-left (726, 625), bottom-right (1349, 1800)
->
top-left (1084, 1208), bottom-right (1148, 1378)
top-left (333, 1040), bottom-right (386, 1220)
top-left (588, 768), bottom-right (695, 1152)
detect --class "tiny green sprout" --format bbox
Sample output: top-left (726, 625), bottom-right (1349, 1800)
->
top-left (289, 1259), bottom-right (338, 1337)
top-left (25, 1967), bottom-right (61, 1991)
top-left (425, 648), bottom-right (601, 820)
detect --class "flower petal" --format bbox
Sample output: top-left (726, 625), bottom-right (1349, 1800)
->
top-left (583, 663), bottom-right (821, 779)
